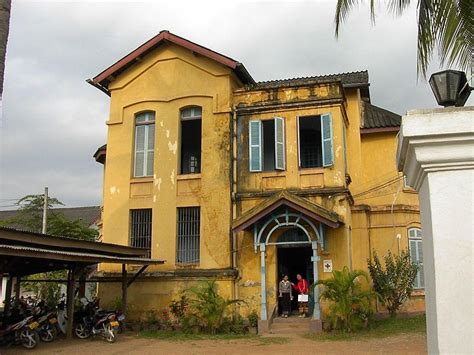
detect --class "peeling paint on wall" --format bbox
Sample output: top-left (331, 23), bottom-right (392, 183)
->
top-left (170, 169), bottom-right (175, 185)
top-left (166, 129), bottom-right (170, 138)
top-left (168, 141), bottom-right (177, 155)
top-left (154, 177), bottom-right (162, 191)
top-left (109, 186), bottom-right (119, 194)
top-left (160, 121), bottom-right (164, 127)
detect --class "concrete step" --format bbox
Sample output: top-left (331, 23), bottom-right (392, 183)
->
top-left (273, 316), bottom-right (311, 324)
top-left (270, 316), bottom-right (311, 334)
top-left (269, 326), bottom-right (309, 335)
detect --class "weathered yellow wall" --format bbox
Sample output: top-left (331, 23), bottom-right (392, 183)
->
top-left (101, 43), bottom-right (235, 272)
top-left (97, 40), bottom-right (423, 319)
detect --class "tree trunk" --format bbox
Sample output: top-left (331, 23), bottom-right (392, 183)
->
top-left (0, 0), bottom-right (12, 100)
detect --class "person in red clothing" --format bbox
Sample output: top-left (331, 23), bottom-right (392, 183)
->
top-left (292, 274), bottom-right (309, 317)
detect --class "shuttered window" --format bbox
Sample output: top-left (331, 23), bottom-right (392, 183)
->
top-left (321, 113), bottom-right (334, 167)
top-left (176, 207), bottom-right (200, 264)
top-left (249, 118), bottom-right (285, 172)
top-left (130, 209), bottom-right (152, 257)
top-left (274, 117), bottom-right (285, 170)
top-left (249, 120), bottom-right (262, 172)
top-left (298, 114), bottom-right (334, 168)
top-left (134, 112), bottom-right (155, 177)
top-left (409, 228), bottom-right (424, 289)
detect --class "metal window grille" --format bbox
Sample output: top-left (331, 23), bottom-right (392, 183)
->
top-left (130, 209), bottom-right (152, 257)
top-left (176, 207), bottom-right (200, 264)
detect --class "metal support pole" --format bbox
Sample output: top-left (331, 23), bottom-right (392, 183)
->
top-left (14, 276), bottom-right (20, 305)
top-left (311, 241), bottom-right (321, 320)
top-left (260, 243), bottom-right (267, 321)
top-left (42, 187), bottom-right (48, 234)
top-left (66, 268), bottom-right (75, 339)
top-left (121, 264), bottom-right (127, 322)
top-left (3, 276), bottom-right (13, 316)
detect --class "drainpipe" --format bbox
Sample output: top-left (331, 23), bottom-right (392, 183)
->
top-left (230, 108), bottom-right (239, 306)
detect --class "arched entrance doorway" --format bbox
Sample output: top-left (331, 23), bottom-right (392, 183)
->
top-left (277, 229), bottom-right (313, 315)
top-left (255, 208), bottom-right (322, 321)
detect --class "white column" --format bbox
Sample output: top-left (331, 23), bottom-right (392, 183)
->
top-left (259, 243), bottom-right (267, 321)
top-left (311, 241), bottom-right (321, 320)
top-left (397, 107), bottom-right (474, 355)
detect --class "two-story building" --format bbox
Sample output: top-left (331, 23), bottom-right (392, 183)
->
top-left (90, 31), bottom-right (423, 329)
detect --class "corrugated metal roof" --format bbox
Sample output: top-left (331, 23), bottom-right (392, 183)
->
top-left (252, 70), bottom-right (369, 90)
top-left (0, 244), bottom-right (164, 265)
top-left (361, 102), bottom-right (401, 129)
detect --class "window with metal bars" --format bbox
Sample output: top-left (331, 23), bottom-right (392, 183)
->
top-left (130, 209), bottom-right (152, 257)
top-left (176, 207), bottom-right (200, 264)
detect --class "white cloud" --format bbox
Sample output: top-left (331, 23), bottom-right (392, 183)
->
top-left (1, 0), bottom-right (470, 208)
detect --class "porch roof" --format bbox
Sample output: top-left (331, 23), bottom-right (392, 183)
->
top-left (232, 190), bottom-right (343, 232)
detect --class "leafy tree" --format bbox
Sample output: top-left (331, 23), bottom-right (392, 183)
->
top-left (1, 194), bottom-right (99, 307)
top-left (334, 1), bottom-right (473, 77)
top-left (1, 194), bottom-right (98, 240)
top-left (316, 267), bottom-right (374, 332)
top-left (367, 250), bottom-right (418, 317)
top-left (183, 280), bottom-right (242, 334)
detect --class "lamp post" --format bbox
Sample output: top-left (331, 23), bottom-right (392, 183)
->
top-left (429, 70), bottom-right (472, 107)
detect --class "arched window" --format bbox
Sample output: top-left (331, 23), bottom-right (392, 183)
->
top-left (180, 107), bottom-right (202, 174)
top-left (408, 227), bottom-right (424, 289)
top-left (134, 111), bottom-right (155, 177)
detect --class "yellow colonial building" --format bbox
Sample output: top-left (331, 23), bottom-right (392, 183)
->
top-left (90, 31), bottom-right (424, 330)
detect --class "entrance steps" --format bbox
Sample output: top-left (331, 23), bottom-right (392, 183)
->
top-left (269, 316), bottom-right (312, 334)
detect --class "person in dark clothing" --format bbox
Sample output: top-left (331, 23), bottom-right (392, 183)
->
top-left (278, 274), bottom-right (293, 317)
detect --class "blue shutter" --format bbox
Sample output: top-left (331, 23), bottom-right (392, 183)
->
top-left (320, 113), bottom-right (334, 167)
top-left (249, 120), bottom-right (262, 172)
top-left (274, 117), bottom-right (285, 170)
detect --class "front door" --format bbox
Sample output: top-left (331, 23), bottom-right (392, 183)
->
top-left (277, 246), bottom-right (312, 314)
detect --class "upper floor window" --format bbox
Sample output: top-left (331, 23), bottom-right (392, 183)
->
top-left (134, 112), bottom-right (155, 177)
top-left (249, 117), bottom-right (285, 172)
top-left (180, 107), bottom-right (202, 175)
top-left (408, 227), bottom-right (424, 289)
top-left (130, 209), bottom-right (152, 257)
top-left (298, 113), bottom-right (333, 168)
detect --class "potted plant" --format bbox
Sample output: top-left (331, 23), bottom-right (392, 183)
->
top-left (248, 310), bottom-right (258, 335)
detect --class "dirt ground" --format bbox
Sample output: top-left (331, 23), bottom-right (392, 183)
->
top-left (1, 332), bottom-right (427, 355)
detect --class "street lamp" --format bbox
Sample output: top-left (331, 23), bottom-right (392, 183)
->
top-left (429, 70), bottom-right (472, 107)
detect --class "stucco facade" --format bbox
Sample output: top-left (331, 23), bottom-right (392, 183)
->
top-left (91, 31), bottom-right (423, 322)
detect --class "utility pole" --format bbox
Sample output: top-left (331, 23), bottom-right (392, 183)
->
top-left (42, 187), bottom-right (48, 234)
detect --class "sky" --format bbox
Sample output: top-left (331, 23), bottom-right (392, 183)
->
top-left (0, 0), bottom-right (471, 209)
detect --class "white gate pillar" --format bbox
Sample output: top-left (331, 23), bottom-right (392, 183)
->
top-left (259, 243), bottom-right (267, 321)
top-left (311, 241), bottom-right (321, 320)
top-left (397, 107), bottom-right (474, 354)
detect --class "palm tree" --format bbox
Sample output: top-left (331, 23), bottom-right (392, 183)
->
top-left (0, 0), bottom-right (12, 100)
top-left (334, 0), bottom-right (473, 77)
top-left (316, 267), bottom-right (374, 332)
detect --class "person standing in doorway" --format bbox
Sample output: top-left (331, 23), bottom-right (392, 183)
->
top-left (292, 274), bottom-right (309, 317)
top-left (278, 274), bottom-right (293, 318)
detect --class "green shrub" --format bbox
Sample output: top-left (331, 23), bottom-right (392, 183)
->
top-left (316, 267), bottom-right (374, 332)
top-left (248, 310), bottom-right (259, 328)
top-left (169, 293), bottom-right (189, 320)
top-left (184, 280), bottom-right (242, 334)
top-left (368, 250), bottom-right (418, 317)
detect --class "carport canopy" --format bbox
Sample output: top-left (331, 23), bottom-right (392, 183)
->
top-left (0, 226), bottom-right (165, 338)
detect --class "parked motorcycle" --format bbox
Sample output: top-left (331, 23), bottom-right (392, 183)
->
top-left (31, 300), bottom-right (58, 343)
top-left (74, 299), bottom-right (119, 343)
top-left (0, 315), bottom-right (40, 349)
